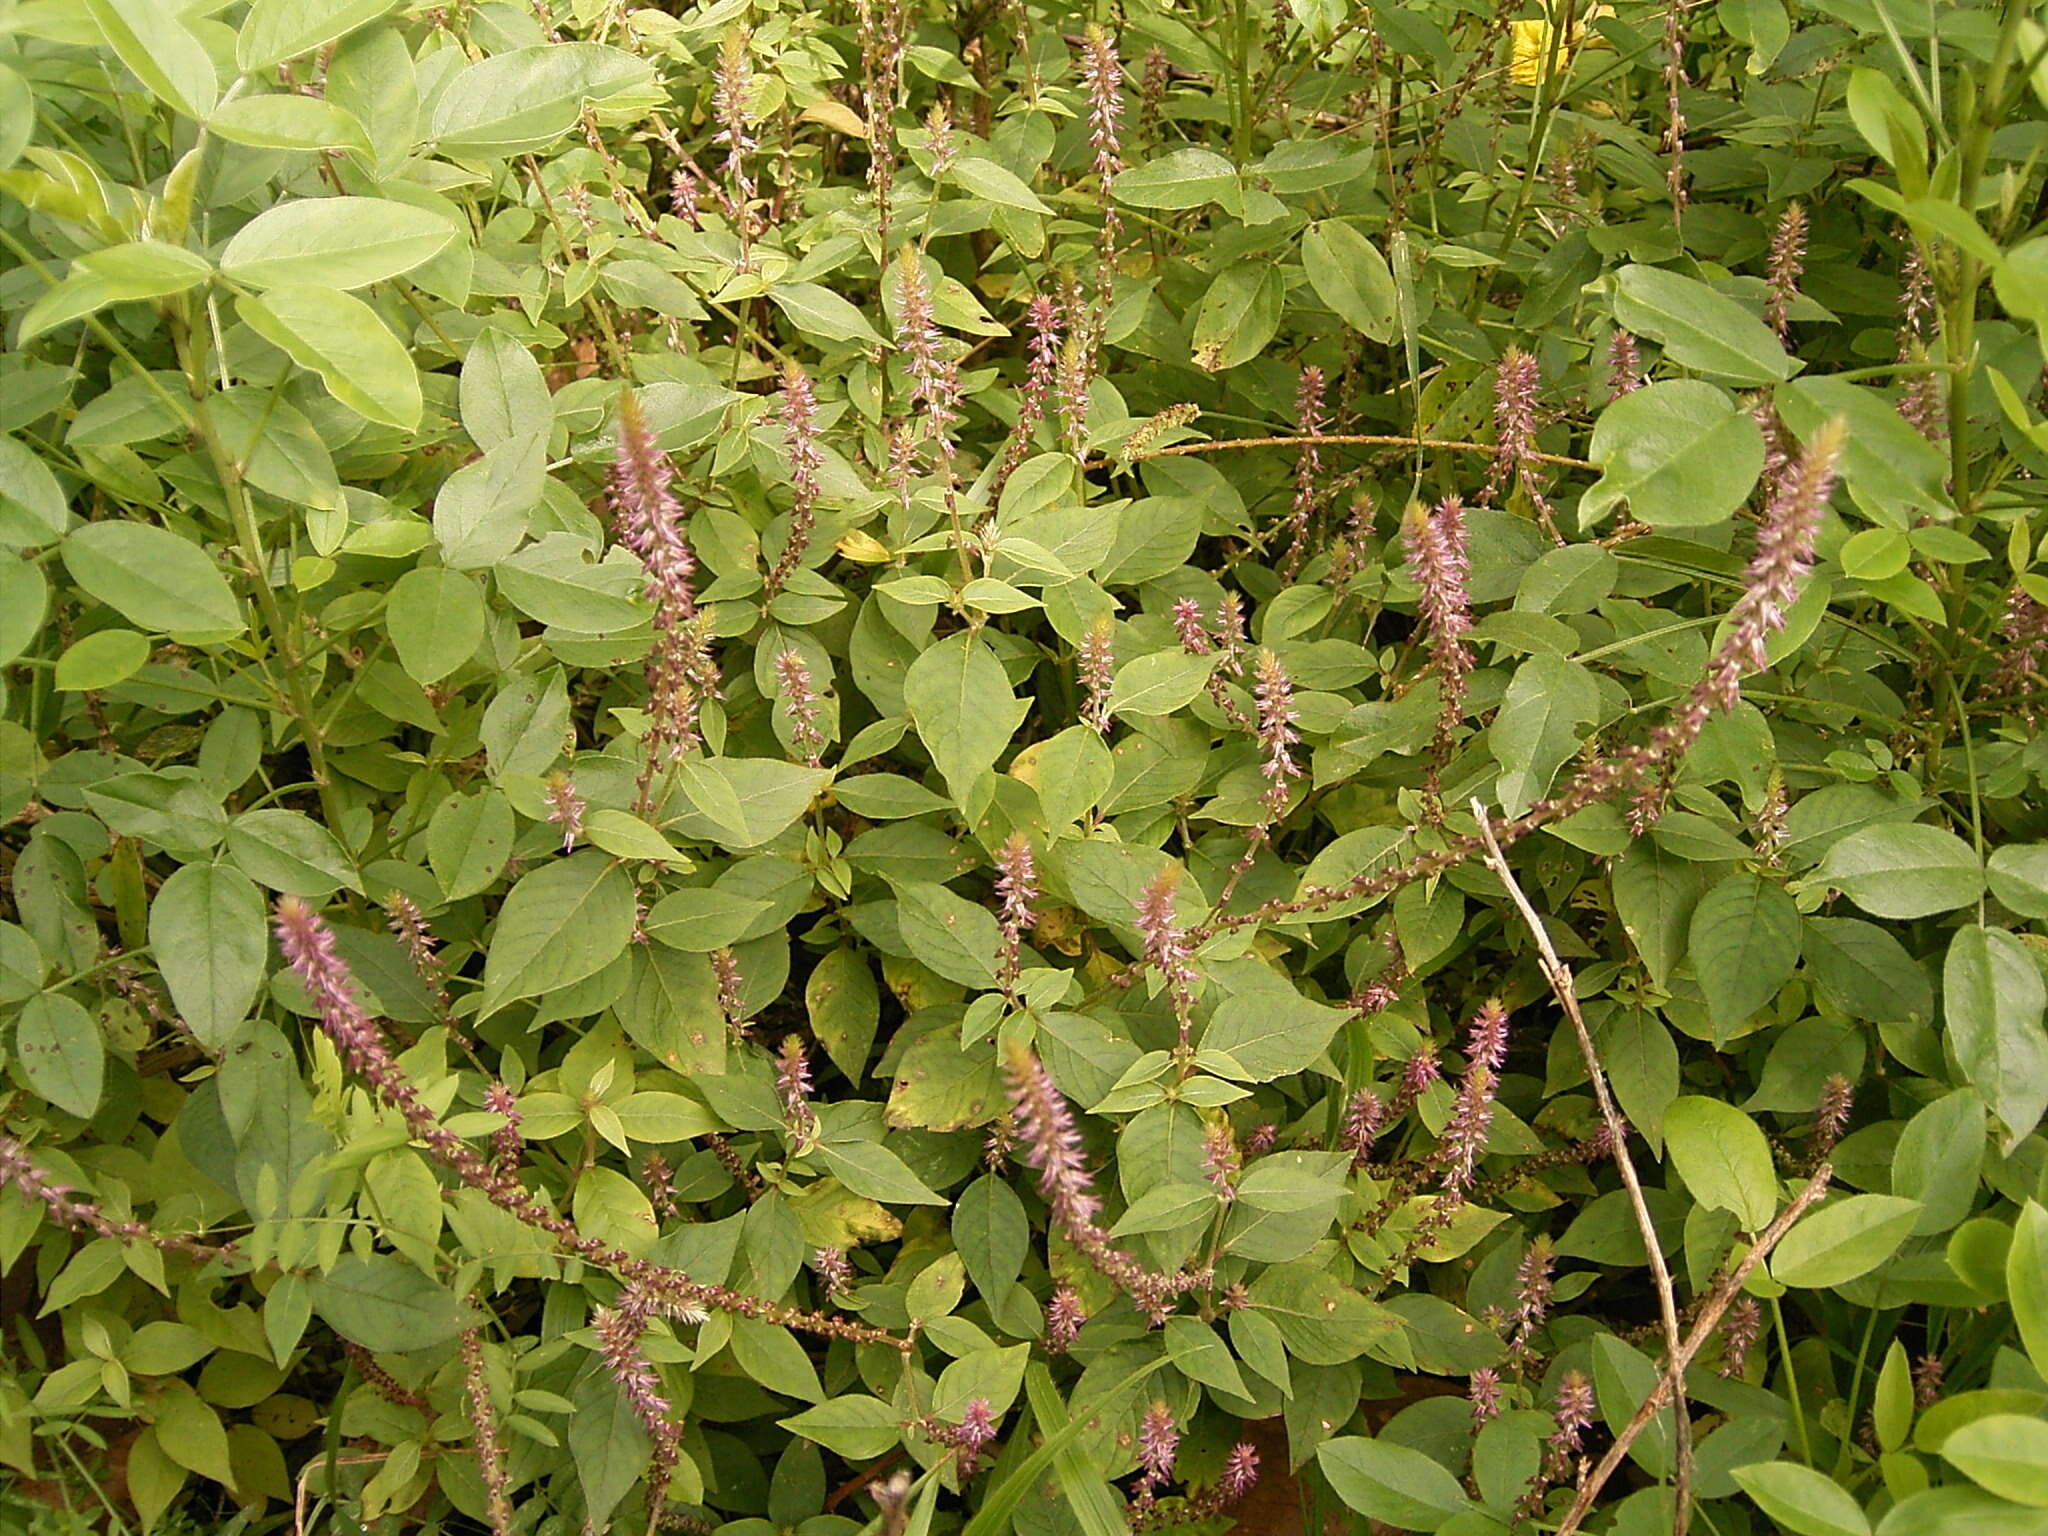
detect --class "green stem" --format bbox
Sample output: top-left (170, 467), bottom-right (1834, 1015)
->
top-left (1773, 1298), bottom-right (1816, 1467)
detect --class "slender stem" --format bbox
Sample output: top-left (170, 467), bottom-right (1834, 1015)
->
top-left (1774, 1296), bottom-right (1816, 1466)
top-left (1554, 1165), bottom-right (1834, 1535)
top-left (1106, 431), bottom-right (1594, 470)
top-left (1473, 801), bottom-right (1693, 1532)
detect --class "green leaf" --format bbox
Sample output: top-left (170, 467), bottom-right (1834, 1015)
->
top-left (1610, 841), bottom-right (1705, 988)
top-left (813, 1138), bottom-right (946, 1204)
top-left (949, 155), bottom-right (1050, 211)
top-left (1945, 925), bottom-right (2048, 1148)
top-left (237, 286), bottom-right (421, 431)
top-left (1190, 262), bottom-right (1284, 371)
top-left (1612, 264), bottom-right (1799, 386)
top-left (1664, 1095), bottom-right (1777, 1229)
top-left (807, 946), bottom-right (880, 1081)
top-left (1302, 220), bottom-right (1397, 342)
top-left (779, 1395), bottom-right (901, 1460)
top-left (666, 758), bottom-right (831, 849)
top-left (1317, 1436), bottom-right (1474, 1530)
top-left (893, 880), bottom-right (1004, 989)
top-left (1809, 823), bottom-right (1984, 919)
top-left (0, 562), bottom-right (47, 664)
top-left (495, 535), bottom-right (647, 631)
top-left (1580, 380), bottom-right (1765, 529)
top-left (1202, 990), bottom-right (1347, 1081)
top-left (1112, 147), bottom-right (1238, 209)
top-left (477, 853), bottom-right (636, 1018)
top-left (237, 0), bottom-right (401, 71)
top-left (53, 628), bottom-right (148, 691)
top-left (0, 434), bottom-right (70, 547)
top-left (1730, 1462), bottom-right (1873, 1536)
top-left (385, 566), bottom-right (484, 686)
top-left (1772, 1194), bottom-right (1922, 1288)
top-left (15, 993), bottom-right (103, 1119)
top-left (149, 864), bottom-right (266, 1049)
top-left (1940, 1415), bottom-right (2048, 1507)
top-left (1489, 653), bottom-right (1599, 818)
top-left (768, 282), bottom-right (888, 345)
top-left (63, 522), bottom-right (243, 634)
top-left (570, 1362), bottom-right (652, 1532)
top-left (1105, 650), bottom-right (1216, 718)
top-left (434, 431), bottom-right (545, 571)
top-left (426, 789), bottom-right (513, 901)
top-left (1688, 873), bottom-right (1800, 1034)
top-left (85, 0), bottom-right (216, 119)
top-left (460, 327), bottom-right (552, 451)
top-left (2008, 1203), bottom-right (2048, 1379)
top-left (1988, 844), bottom-right (2048, 921)
top-left (226, 809), bottom-right (361, 897)
top-left (209, 94), bottom-right (371, 153)
top-left (309, 1254), bottom-right (472, 1354)
top-left (429, 43), bottom-right (653, 157)
top-left (905, 633), bottom-right (1027, 808)
top-left (217, 198), bottom-right (456, 290)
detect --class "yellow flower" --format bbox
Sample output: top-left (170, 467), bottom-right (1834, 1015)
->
top-left (1509, 5), bottom-right (1615, 89)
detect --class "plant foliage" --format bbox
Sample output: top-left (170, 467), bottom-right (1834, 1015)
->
top-left (2, 0), bottom-right (2048, 1533)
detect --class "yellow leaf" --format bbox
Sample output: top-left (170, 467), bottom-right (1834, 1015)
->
top-left (800, 99), bottom-right (868, 138)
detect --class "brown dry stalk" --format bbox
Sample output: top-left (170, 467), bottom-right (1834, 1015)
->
top-left (1098, 431), bottom-right (1596, 471)
top-left (1554, 1163), bottom-right (1835, 1535)
top-left (1472, 801), bottom-right (1694, 1531)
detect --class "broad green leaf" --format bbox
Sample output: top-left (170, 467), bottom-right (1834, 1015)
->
top-left (813, 1139), bottom-right (946, 1205)
top-left (1688, 872), bottom-right (1800, 1034)
top-left (0, 434), bottom-right (70, 546)
top-left (1940, 1415), bottom-right (2048, 1507)
top-left (53, 628), bottom-right (148, 691)
top-left (1730, 1462), bottom-right (1873, 1536)
top-left (1610, 841), bottom-right (1705, 988)
top-left (237, 0), bottom-right (401, 70)
top-left (665, 758), bottom-right (831, 849)
top-left (386, 566), bottom-right (485, 686)
top-left (433, 431), bottom-right (546, 571)
top-left (2009, 1203), bottom-right (2048, 1379)
top-left (429, 44), bottom-right (653, 157)
top-left (950, 156), bottom-right (1050, 211)
top-left (1303, 220), bottom-right (1397, 342)
top-left (426, 789), bottom-right (513, 901)
top-left (63, 522), bottom-right (243, 634)
top-left (1105, 650), bottom-right (1215, 717)
top-left (904, 633), bottom-right (1027, 808)
top-left (1190, 263), bottom-right (1284, 371)
top-left (495, 535), bottom-right (647, 631)
top-left (1612, 264), bottom-right (1799, 386)
top-left (150, 864), bottom-right (266, 1049)
top-left (226, 810), bottom-right (361, 897)
top-left (218, 198), bottom-right (456, 290)
top-left (1945, 925), bottom-right (2048, 1148)
top-left (769, 282), bottom-right (888, 345)
top-left (460, 327), bottom-right (551, 451)
top-left (1581, 380), bottom-right (1764, 529)
top-left (15, 993), bottom-right (103, 1119)
top-left (477, 853), bottom-right (636, 1018)
top-left (0, 561), bottom-right (49, 663)
top-left (1317, 1436), bottom-right (1474, 1530)
top-left (1810, 823), bottom-right (1983, 919)
top-left (85, 0), bottom-right (215, 119)
top-left (1988, 844), bottom-right (2048, 921)
top-left (209, 95), bottom-right (370, 153)
top-left (807, 947), bottom-right (879, 1083)
top-left (1112, 147), bottom-right (1238, 209)
top-left (570, 1364), bottom-right (652, 1532)
top-left (1772, 1194), bottom-right (1922, 1288)
top-left (308, 1254), bottom-right (472, 1353)
top-left (1664, 1095), bottom-right (1777, 1229)
top-left (237, 286), bottom-right (421, 431)
top-left (1202, 991), bottom-right (1346, 1081)
top-left (1489, 653), bottom-right (1598, 818)
top-left (893, 880), bottom-right (1004, 989)
top-left (778, 1396), bottom-right (901, 1460)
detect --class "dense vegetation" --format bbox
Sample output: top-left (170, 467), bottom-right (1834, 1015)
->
top-left (4, 0), bottom-right (2048, 1532)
